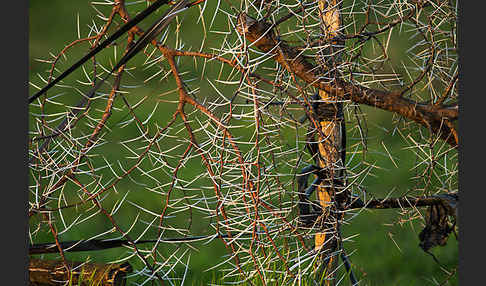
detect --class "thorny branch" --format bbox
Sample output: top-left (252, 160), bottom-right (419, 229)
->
top-left (31, 192), bottom-right (457, 254)
top-left (29, 0), bottom-right (458, 284)
top-left (236, 12), bottom-right (458, 147)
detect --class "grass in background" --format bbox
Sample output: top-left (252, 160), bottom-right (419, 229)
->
top-left (29, 1), bottom-right (458, 285)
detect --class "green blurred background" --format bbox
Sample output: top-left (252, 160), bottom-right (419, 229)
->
top-left (29, 1), bottom-right (458, 285)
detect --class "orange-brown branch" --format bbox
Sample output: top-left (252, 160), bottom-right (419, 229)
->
top-left (236, 13), bottom-right (458, 147)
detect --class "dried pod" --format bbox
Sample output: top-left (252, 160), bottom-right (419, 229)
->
top-left (418, 193), bottom-right (458, 251)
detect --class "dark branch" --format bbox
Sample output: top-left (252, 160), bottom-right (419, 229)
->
top-left (29, 0), bottom-right (173, 104)
top-left (348, 193), bottom-right (458, 211)
top-left (31, 232), bottom-right (254, 255)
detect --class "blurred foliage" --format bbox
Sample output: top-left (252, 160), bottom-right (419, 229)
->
top-left (29, 1), bottom-right (457, 285)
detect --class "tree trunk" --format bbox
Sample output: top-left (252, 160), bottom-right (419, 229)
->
top-left (29, 258), bottom-right (132, 286)
top-left (313, 1), bottom-right (347, 285)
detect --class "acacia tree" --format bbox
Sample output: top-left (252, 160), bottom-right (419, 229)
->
top-left (28, 0), bottom-right (458, 285)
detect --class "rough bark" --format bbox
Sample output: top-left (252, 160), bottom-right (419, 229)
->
top-left (236, 12), bottom-right (458, 147)
top-left (312, 1), bottom-right (347, 284)
top-left (29, 258), bottom-right (132, 286)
